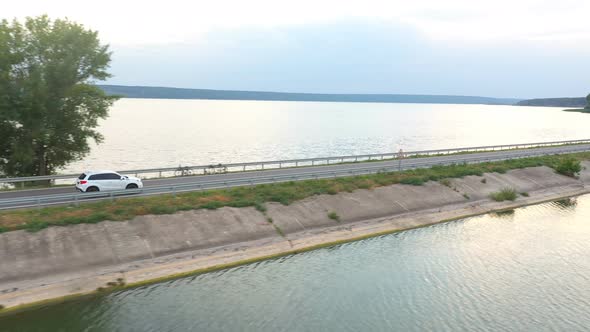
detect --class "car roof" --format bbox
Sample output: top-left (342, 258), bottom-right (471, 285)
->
top-left (82, 170), bottom-right (119, 176)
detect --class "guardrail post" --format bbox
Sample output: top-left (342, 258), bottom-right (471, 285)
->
top-left (262, 163), bottom-right (264, 170)
top-left (279, 162), bottom-right (282, 169)
top-left (172, 187), bottom-right (176, 197)
top-left (37, 198), bottom-right (41, 209)
top-left (74, 194), bottom-right (79, 207)
top-left (159, 171), bottom-right (162, 178)
top-left (110, 192), bottom-right (114, 202)
top-left (312, 161), bottom-right (315, 166)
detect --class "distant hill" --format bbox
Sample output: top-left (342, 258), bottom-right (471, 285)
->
top-left (98, 85), bottom-right (520, 105)
top-left (517, 97), bottom-right (586, 107)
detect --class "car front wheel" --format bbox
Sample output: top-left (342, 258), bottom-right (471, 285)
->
top-left (126, 184), bottom-right (138, 190)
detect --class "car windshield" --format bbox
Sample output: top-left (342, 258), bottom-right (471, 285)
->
top-left (78, 173), bottom-right (86, 180)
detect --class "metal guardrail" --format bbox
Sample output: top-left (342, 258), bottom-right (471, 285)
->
top-left (1, 138), bottom-right (590, 186)
top-left (1, 145), bottom-right (589, 210)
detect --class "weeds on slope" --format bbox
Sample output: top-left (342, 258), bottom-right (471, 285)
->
top-left (490, 188), bottom-right (518, 202)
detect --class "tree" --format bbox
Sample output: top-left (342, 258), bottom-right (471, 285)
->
top-left (0, 16), bottom-right (117, 178)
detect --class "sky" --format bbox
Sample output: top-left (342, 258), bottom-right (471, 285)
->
top-left (4, 0), bottom-right (590, 98)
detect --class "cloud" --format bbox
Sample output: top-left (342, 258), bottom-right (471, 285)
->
top-left (108, 21), bottom-right (425, 91)
top-left (5, 1), bottom-right (589, 97)
top-left (4, 0), bottom-right (590, 47)
top-left (107, 19), bottom-right (589, 98)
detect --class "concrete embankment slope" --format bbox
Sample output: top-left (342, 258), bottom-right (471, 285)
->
top-left (1, 162), bottom-right (589, 311)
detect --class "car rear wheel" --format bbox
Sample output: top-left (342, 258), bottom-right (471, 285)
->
top-left (86, 186), bottom-right (99, 192)
top-left (126, 184), bottom-right (138, 190)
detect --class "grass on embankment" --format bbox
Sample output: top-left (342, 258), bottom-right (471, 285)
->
top-left (0, 152), bottom-right (588, 233)
top-left (490, 188), bottom-right (518, 202)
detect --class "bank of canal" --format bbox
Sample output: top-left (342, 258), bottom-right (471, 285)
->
top-left (2, 195), bottom-right (590, 331)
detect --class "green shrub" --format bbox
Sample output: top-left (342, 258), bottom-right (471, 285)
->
top-left (439, 179), bottom-right (451, 187)
top-left (400, 176), bottom-right (425, 186)
top-left (149, 205), bottom-right (177, 214)
top-left (520, 192), bottom-right (530, 197)
top-left (554, 158), bottom-right (582, 177)
top-left (25, 220), bottom-right (49, 232)
top-left (85, 212), bottom-right (110, 224)
top-left (200, 201), bottom-right (224, 210)
top-left (490, 166), bottom-right (507, 174)
top-left (326, 188), bottom-right (338, 195)
top-left (228, 200), bottom-right (252, 208)
top-left (273, 224), bottom-right (286, 237)
top-left (254, 202), bottom-right (266, 213)
top-left (357, 182), bottom-right (372, 189)
top-left (463, 193), bottom-right (470, 199)
top-left (328, 211), bottom-right (340, 222)
top-left (490, 188), bottom-right (518, 202)
top-left (481, 178), bottom-right (487, 184)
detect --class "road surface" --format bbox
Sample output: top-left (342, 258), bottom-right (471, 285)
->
top-left (1, 143), bottom-right (589, 210)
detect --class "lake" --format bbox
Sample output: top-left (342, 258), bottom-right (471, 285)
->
top-left (64, 99), bottom-right (590, 173)
top-left (2, 194), bottom-right (590, 331)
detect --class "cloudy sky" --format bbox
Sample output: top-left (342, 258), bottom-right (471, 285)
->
top-left (5, 0), bottom-right (590, 98)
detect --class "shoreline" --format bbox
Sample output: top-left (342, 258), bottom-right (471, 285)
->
top-left (1, 164), bottom-right (589, 315)
top-left (563, 108), bottom-right (590, 114)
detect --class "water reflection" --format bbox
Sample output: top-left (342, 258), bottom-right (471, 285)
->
top-left (552, 197), bottom-right (578, 210)
top-left (489, 209), bottom-right (516, 218)
top-left (64, 99), bottom-right (590, 173)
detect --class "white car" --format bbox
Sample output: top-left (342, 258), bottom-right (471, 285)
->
top-left (76, 171), bottom-right (143, 192)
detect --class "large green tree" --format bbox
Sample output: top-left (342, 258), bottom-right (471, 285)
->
top-left (0, 16), bottom-right (117, 177)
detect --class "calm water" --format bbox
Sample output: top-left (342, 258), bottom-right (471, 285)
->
top-left (2, 195), bottom-right (590, 331)
top-left (64, 99), bottom-right (590, 172)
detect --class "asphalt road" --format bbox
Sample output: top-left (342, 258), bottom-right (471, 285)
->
top-left (1, 143), bottom-right (589, 209)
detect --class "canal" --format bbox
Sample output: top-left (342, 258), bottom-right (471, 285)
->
top-left (2, 195), bottom-right (590, 331)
